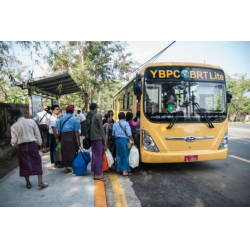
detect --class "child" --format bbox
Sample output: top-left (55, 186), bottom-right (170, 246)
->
top-left (103, 113), bottom-right (113, 149)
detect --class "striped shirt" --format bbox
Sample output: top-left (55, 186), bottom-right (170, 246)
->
top-left (112, 120), bottom-right (132, 139)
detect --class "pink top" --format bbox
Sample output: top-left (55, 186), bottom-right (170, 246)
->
top-left (127, 120), bottom-right (140, 132)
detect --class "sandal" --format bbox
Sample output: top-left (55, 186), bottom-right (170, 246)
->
top-left (122, 172), bottom-right (132, 176)
top-left (38, 183), bottom-right (49, 189)
top-left (65, 168), bottom-right (72, 174)
top-left (26, 182), bottom-right (32, 189)
top-left (94, 177), bottom-right (105, 182)
top-left (54, 164), bottom-right (63, 168)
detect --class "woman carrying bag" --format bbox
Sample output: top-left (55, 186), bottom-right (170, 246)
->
top-left (112, 112), bottom-right (135, 176)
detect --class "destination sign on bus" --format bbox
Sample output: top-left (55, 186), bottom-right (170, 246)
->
top-left (146, 67), bottom-right (225, 82)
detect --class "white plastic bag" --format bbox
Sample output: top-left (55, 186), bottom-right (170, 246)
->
top-left (105, 148), bottom-right (114, 167)
top-left (129, 146), bottom-right (139, 168)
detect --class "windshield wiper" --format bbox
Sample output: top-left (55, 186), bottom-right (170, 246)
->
top-left (167, 100), bottom-right (214, 129)
top-left (167, 101), bottom-right (188, 129)
top-left (192, 101), bottom-right (214, 128)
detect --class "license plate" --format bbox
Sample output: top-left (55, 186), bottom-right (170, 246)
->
top-left (184, 155), bottom-right (198, 162)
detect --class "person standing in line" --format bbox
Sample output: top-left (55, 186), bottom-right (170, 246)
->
top-left (82, 107), bottom-right (87, 117)
top-left (77, 109), bottom-right (86, 136)
top-left (133, 111), bottom-right (140, 122)
top-left (10, 109), bottom-right (48, 189)
top-left (47, 106), bottom-right (52, 115)
top-left (57, 105), bottom-right (81, 174)
top-left (125, 112), bottom-right (140, 134)
top-left (108, 110), bottom-right (115, 125)
top-left (86, 103), bottom-right (106, 181)
top-left (103, 113), bottom-right (113, 149)
top-left (49, 105), bottom-right (62, 168)
top-left (46, 106), bottom-right (52, 148)
top-left (126, 111), bottom-right (140, 146)
top-left (102, 110), bottom-right (115, 125)
top-left (32, 106), bottom-right (51, 153)
top-left (112, 112), bottom-right (135, 176)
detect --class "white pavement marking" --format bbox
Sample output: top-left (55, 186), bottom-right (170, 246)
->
top-left (228, 155), bottom-right (250, 164)
top-left (229, 128), bottom-right (250, 132)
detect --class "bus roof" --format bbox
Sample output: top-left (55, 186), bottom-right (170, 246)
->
top-left (113, 76), bottom-right (136, 97)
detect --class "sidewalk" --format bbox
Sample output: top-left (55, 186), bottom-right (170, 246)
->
top-left (0, 148), bottom-right (103, 207)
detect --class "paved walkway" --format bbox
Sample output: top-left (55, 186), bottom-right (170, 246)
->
top-left (0, 149), bottom-right (105, 207)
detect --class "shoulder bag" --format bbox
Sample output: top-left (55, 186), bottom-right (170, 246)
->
top-left (83, 115), bottom-right (92, 149)
top-left (118, 121), bottom-right (132, 149)
top-left (58, 116), bottom-right (72, 141)
top-left (35, 112), bottom-right (47, 126)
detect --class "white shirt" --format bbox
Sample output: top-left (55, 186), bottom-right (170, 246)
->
top-left (77, 113), bottom-right (85, 122)
top-left (11, 117), bottom-right (42, 146)
top-left (33, 110), bottom-right (51, 125)
top-left (49, 113), bottom-right (58, 134)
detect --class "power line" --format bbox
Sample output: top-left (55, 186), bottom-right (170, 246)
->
top-left (128, 41), bottom-right (176, 78)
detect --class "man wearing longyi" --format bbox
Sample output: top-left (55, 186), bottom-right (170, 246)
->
top-left (10, 109), bottom-right (48, 189)
top-left (56, 105), bottom-right (81, 174)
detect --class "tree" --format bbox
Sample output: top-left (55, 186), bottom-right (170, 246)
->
top-left (46, 41), bottom-right (137, 111)
top-left (0, 41), bottom-right (55, 104)
top-left (226, 74), bottom-right (250, 122)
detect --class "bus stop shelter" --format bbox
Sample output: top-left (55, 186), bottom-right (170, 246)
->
top-left (15, 71), bottom-right (81, 115)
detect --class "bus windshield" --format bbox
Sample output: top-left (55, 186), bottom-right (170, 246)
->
top-left (144, 80), bottom-right (227, 123)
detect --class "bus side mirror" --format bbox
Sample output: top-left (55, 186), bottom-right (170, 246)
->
top-left (227, 91), bottom-right (232, 103)
top-left (134, 73), bottom-right (142, 96)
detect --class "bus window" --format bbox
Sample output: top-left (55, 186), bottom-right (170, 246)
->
top-left (123, 94), bottom-right (126, 109)
top-left (128, 92), bottom-right (133, 109)
top-left (145, 84), bottom-right (162, 114)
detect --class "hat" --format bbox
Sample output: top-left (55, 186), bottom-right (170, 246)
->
top-left (89, 103), bottom-right (99, 110)
top-left (66, 105), bottom-right (74, 112)
top-left (43, 106), bottom-right (48, 110)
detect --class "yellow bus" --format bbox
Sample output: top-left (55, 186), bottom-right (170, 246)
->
top-left (113, 62), bottom-right (232, 163)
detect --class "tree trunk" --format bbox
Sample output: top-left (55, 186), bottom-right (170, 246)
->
top-left (79, 41), bottom-right (84, 67)
top-left (84, 91), bottom-right (89, 112)
top-left (91, 88), bottom-right (95, 103)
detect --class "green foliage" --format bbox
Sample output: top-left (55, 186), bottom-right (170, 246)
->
top-left (46, 41), bottom-right (138, 111)
top-left (226, 74), bottom-right (250, 119)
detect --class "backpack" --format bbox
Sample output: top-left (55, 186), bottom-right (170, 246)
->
top-left (72, 147), bottom-right (91, 175)
top-left (83, 112), bottom-right (93, 149)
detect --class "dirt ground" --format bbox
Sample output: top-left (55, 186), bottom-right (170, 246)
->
top-left (0, 152), bottom-right (19, 179)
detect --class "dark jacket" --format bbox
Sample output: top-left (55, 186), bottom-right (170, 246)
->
top-left (86, 110), bottom-right (105, 142)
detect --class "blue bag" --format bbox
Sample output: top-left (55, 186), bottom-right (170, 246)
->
top-left (72, 147), bottom-right (91, 176)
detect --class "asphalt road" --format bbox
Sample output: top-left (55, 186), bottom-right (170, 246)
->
top-left (128, 122), bottom-right (250, 207)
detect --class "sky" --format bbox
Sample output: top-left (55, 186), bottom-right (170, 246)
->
top-left (124, 41), bottom-right (250, 78)
top-left (13, 41), bottom-right (250, 80)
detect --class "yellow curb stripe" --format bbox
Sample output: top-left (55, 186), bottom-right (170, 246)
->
top-left (228, 155), bottom-right (250, 164)
top-left (109, 172), bottom-right (128, 207)
top-left (95, 180), bottom-right (107, 207)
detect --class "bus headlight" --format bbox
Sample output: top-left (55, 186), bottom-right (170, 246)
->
top-left (218, 130), bottom-right (228, 150)
top-left (142, 130), bottom-right (159, 152)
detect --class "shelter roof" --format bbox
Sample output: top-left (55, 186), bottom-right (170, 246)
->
top-left (15, 71), bottom-right (81, 98)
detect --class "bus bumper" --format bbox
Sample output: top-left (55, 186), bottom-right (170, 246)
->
top-left (140, 148), bottom-right (228, 163)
